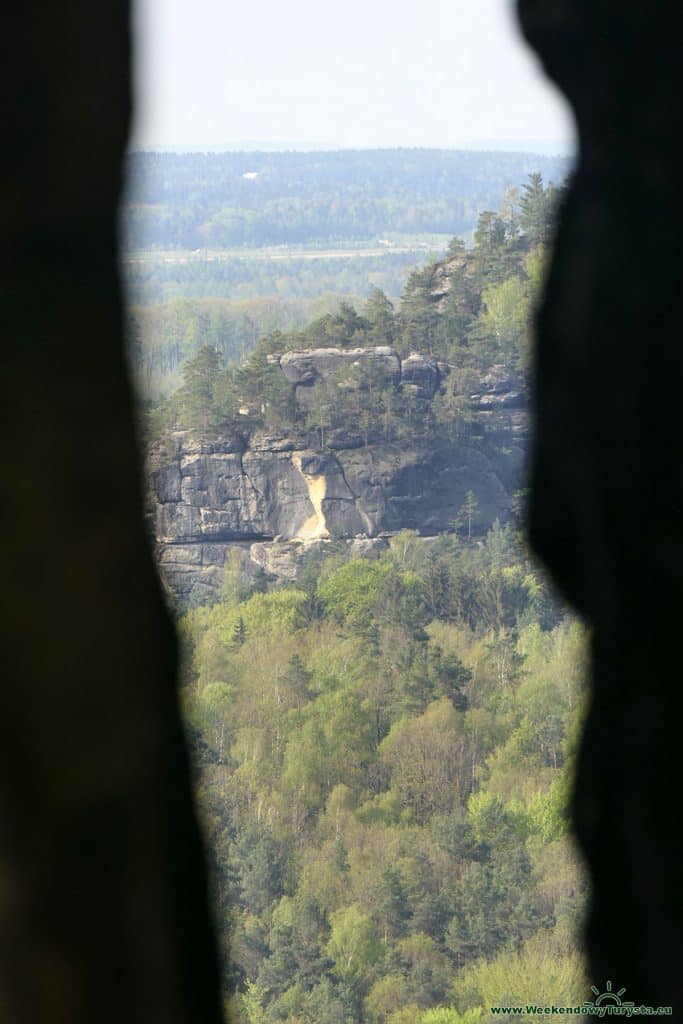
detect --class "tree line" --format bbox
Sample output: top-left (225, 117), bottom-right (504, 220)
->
top-left (124, 249), bottom-right (425, 307)
top-left (123, 149), bottom-right (568, 251)
top-left (145, 174), bottom-right (561, 445)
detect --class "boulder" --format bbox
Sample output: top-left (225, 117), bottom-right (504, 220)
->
top-left (470, 365), bottom-right (525, 409)
top-left (279, 347), bottom-right (401, 388)
top-left (400, 353), bottom-right (441, 398)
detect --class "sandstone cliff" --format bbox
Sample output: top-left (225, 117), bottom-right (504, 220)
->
top-left (149, 347), bottom-right (528, 603)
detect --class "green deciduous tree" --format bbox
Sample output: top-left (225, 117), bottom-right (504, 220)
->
top-left (380, 699), bottom-right (469, 821)
top-left (452, 940), bottom-right (585, 1017)
top-left (475, 275), bottom-right (529, 367)
top-left (326, 904), bottom-right (383, 987)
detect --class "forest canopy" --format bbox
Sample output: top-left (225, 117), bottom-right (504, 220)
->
top-left (184, 528), bottom-right (587, 1023)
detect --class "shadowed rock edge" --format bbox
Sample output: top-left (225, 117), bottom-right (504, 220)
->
top-left (0, 4), bottom-right (225, 1022)
top-left (519, 0), bottom-right (683, 1006)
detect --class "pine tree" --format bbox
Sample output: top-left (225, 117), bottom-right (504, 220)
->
top-left (364, 287), bottom-right (396, 345)
top-left (178, 344), bottom-right (221, 429)
top-left (232, 616), bottom-right (247, 648)
top-left (472, 211), bottom-right (511, 287)
top-left (459, 490), bottom-right (479, 541)
top-left (401, 265), bottom-right (440, 355)
top-left (519, 172), bottom-right (553, 246)
top-left (446, 235), bottom-right (467, 259)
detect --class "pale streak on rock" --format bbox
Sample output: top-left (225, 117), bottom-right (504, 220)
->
top-left (292, 454), bottom-right (330, 540)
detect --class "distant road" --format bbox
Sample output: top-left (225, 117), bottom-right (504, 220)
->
top-left (123, 242), bottom-right (448, 265)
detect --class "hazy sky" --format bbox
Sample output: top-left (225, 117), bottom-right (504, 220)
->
top-left (131, 0), bottom-right (574, 152)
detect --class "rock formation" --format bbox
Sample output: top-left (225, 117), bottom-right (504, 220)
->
top-left (279, 346), bottom-right (402, 387)
top-left (150, 350), bottom-right (528, 603)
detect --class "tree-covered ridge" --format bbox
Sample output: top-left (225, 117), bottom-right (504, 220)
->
top-left (183, 526), bottom-right (587, 1023)
top-left (123, 150), bottom-right (569, 251)
top-left (147, 174), bottom-right (561, 444)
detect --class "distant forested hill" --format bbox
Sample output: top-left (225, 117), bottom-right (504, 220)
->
top-left (123, 149), bottom-right (569, 251)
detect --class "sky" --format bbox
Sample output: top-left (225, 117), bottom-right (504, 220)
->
top-left (131, 0), bottom-right (574, 153)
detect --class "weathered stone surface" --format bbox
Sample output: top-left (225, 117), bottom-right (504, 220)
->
top-left (249, 540), bottom-right (311, 581)
top-left (248, 431), bottom-right (307, 453)
top-left (148, 346), bottom-right (534, 603)
top-left (179, 452), bottom-right (245, 507)
top-left (249, 536), bottom-right (391, 583)
top-left (335, 443), bottom-right (510, 537)
top-left (279, 346), bottom-right (401, 387)
top-left (158, 544), bottom-right (204, 566)
top-left (242, 451), bottom-right (317, 538)
top-left (150, 460), bottom-right (182, 503)
top-left (400, 353), bottom-right (441, 398)
top-left (470, 365), bottom-right (525, 410)
top-left (324, 429), bottom-right (365, 450)
top-left (348, 536), bottom-right (390, 559)
top-left (151, 425), bottom-right (517, 601)
top-left (156, 542), bottom-right (254, 603)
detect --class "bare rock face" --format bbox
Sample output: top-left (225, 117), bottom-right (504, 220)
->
top-left (470, 365), bottom-right (525, 410)
top-left (249, 540), bottom-right (310, 581)
top-left (249, 536), bottom-right (390, 583)
top-left (148, 347), bottom-right (532, 604)
top-left (157, 542), bottom-right (238, 603)
top-left (400, 353), bottom-right (441, 398)
top-left (277, 347), bottom-right (442, 405)
top-left (332, 442), bottom-right (510, 537)
top-left (151, 427), bottom-right (519, 604)
top-left (280, 347), bottom-right (401, 387)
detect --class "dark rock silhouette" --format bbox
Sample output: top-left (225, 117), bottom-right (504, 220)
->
top-left (519, 0), bottom-right (683, 1008)
top-left (0, 4), bottom-right (224, 1022)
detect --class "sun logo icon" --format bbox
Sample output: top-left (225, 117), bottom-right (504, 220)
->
top-left (584, 980), bottom-right (635, 1008)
